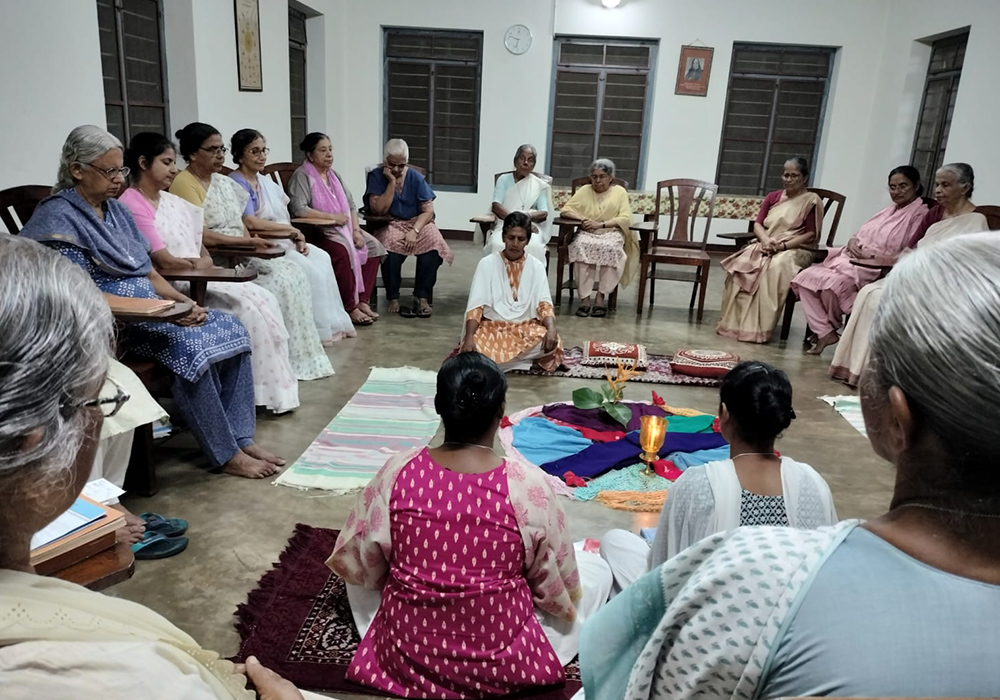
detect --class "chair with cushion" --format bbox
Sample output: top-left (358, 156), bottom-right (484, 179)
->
top-left (632, 179), bottom-right (718, 322)
top-left (553, 175), bottom-right (629, 310)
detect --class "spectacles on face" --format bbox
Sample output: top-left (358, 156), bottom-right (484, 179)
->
top-left (782, 172), bottom-right (803, 181)
top-left (200, 145), bottom-right (228, 155)
top-left (249, 147), bottom-right (270, 157)
top-left (81, 163), bottom-right (130, 181)
top-left (63, 377), bottom-right (131, 418)
top-left (888, 183), bottom-right (912, 193)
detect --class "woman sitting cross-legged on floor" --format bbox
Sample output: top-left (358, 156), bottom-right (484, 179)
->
top-left (20, 125), bottom-right (283, 479)
top-left (119, 131), bottom-right (300, 415)
top-left (581, 234), bottom-right (1000, 699)
top-left (461, 211), bottom-right (564, 373)
top-left (598, 360), bottom-right (837, 595)
top-left (329, 352), bottom-right (612, 698)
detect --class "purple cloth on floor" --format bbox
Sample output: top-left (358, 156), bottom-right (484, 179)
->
top-left (543, 402), bottom-right (669, 433)
top-left (540, 430), bottom-right (727, 479)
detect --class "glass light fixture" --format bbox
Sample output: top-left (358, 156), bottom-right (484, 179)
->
top-left (601, 0), bottom-right (622, 7)
top-left (639, 414), bottom-right (667, 477)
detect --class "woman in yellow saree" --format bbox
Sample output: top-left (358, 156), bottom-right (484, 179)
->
top-left (717, 157), bottom-right (823, 343)
top-left (559, 159), bottom-right (638, 317)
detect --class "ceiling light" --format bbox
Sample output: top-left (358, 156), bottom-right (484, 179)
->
top-left (601, 0), bottom-right (621, 7)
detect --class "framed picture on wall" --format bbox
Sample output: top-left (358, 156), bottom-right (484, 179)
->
top-left (675, 45), bottom-right (714, 96)
top-left (235, 0), bottom-right (262, 91)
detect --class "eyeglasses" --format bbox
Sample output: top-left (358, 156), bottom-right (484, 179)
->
top-left (888, 183), bottom-right (912, 192)
top-left (199, 145), bottom-right (228, 155)
top-left (63, 377), bottom-right (131, 418)
top-left (81, 163), bottom-right (130, 181)
top-left (249, 147), bottom-right (270, 157)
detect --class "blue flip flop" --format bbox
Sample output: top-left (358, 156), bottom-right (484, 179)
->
top-left (130, 531), bottom-right (189, 560)
top-left (139, 512), bottom-right (188, 538)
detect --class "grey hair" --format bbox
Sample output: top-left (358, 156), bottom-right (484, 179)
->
top-left (53, 125), bottom-right (123, 194)
top-left (0, 236), bottom-right (114, 479)
top-left (384, 138), bottom-right (409, 161)
top-left (590, 158), bottom-right (615, 177)
top-left (514, 144), bottom-right (537, 163)
top-left (938, 162), bottom-right (975, 198)
top-left (869, 233), bottom-right (1000, 480)
top-left (784, 156), bottom-right (810, 180)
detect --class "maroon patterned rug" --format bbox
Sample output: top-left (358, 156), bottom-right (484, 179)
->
top-left (509, 346), bottom-right (721, 387)
top-left (233, 524), bottom-right (582, 699)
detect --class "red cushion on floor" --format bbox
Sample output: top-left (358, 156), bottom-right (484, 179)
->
top-left (580, 340), bottom-right (648, 369)
top-left (670, 349), bottom-right (739, 378)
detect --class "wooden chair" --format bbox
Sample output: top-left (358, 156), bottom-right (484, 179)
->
top-left (0, 184), bottom-right (51, 233)
top-left (632, 179), bottom-right (718, 321)
top-left (263, 161), bottom-right (298, 192)
top-left (553, 175), bottom-right (629, 310)
top-left (779, 188), bottom-right (846, 342)
top-left (469, 171), bottom-right (554, 270)
top-left (975, 204), bottom-right (1000, 230)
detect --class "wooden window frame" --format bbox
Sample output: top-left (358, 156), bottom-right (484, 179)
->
top-left (547, 36), bottom-right (657, 189)
top-left (910, 31), bottom-right (969, 180)
top-left (288, 7), bottom-right (308, 156)
top-left (715, 43), bottom-right (835, 196)
top-left (382, 27), bottom-right (484, 193)
top-left (98, 0), bottom-right (169, 144)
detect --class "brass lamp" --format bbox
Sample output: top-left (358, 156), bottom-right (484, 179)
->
top-left (639, 414), bottom-right (668, 477)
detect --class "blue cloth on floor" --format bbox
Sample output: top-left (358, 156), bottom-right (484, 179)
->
top-left (667, 446), bottom-right (731, 471)
top-left (540, 431), bottom-right (727, 479)
top-left (511, 416), bottom-right (594, 466)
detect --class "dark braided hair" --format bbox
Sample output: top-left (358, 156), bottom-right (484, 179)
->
top-left (719, 361), bottom-right (795, 448)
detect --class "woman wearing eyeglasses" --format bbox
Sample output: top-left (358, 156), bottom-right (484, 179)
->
top-left (21, 125), bottom-right (284, 480)
top-left (170, 122), bottom-right (336, 382)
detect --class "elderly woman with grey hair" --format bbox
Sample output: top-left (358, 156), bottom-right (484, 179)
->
top-left (830, 162), bottom-right (989, 386)
top-left (582, 233), bottom-right (1000, 699)
top-left (559, 158), bottom-right (637, 317)
top-left (363, 138), bottom-right (453, 317)
top-left (0, 235), bottom-right (321, 699)
top-left (484, 144), bottom-right (552, 262)
top-left (19, 125), bottom-right (282, 480)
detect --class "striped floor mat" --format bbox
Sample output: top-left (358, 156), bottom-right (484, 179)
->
top-left (274, 366), bottom-right (440, 492)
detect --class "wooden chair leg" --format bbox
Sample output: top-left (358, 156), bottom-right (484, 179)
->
top-left (636, 260), bottom-right (649, 316)
top-left (555, 249), bottom-right (565, 306)
top-left (688, 274), bottom-right (698, 310)
top-left (780, 293), bottom-right (797, 341)
top-left (696, 264), bottom-right (710, 322)
top-left (609, 286), bottom-right (618, 311)
top-left (649, 263), bottom-right (657, 307)
top-left (123, 422), bottom-right (157, 497)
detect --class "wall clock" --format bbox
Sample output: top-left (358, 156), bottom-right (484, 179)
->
top-left (504, 24), bottom-right (532, 55)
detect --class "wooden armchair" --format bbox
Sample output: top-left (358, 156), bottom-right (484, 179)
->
top-left (553, 175), bottom-right (629, 309)
top-left (359, 163), bottom-right (427, 234)
top-left (470, 171), bottom-right (555, 270)
top-left (632, 179), bottom-right (718, 322)
top-left (0, 184), bottom-right (51, 233)
top-left (263, 161), bottom-right (298, 192)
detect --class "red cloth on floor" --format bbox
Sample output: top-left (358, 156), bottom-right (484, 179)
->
top-left (548, 418), bottom-right (626, 443)
top-left (653, 459), bottom-right (682, 481)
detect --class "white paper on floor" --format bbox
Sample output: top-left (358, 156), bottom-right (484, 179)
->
top-left (819, 395), bottom-right (867, 436)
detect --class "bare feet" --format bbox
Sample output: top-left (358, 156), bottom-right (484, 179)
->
top-left (388, 299), bottom-right (400, 314)
top-left (807, 331), bottom-right (839, 355)
top-left (358, 302), bottom-right (379, 320)
top-left (416, 298), bottom-right (433, 314)
top-left (111, 506), bottom-right (146, 545)
top-left (222, 451), bottom-right (280, 479)
top-left (243, 443), bottom-right (286, 466)
top-left (350, 308), bottom-right (372, 324)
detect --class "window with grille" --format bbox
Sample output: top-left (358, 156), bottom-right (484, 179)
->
top-left (716, 44), bottom-right (835, 195)
top-left (383, 28), bottom-right (483, 191)
top-left (911, 31), bottom-right (968, 184)
top-left (97, 0), bottom-right (168, 144)
top-left (289, 8), bottom-right (308, 154)
top-left (548, 37), bottom-right (656, 188)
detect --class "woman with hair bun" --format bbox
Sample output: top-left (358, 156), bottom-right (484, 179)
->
top-left (599, 360), bottom-right (837, 594)
top-left (329, 352), bottom-right (612, 698)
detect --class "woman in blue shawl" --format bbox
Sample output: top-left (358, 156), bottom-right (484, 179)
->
top-left (20, 125), bottom-right (283, 479)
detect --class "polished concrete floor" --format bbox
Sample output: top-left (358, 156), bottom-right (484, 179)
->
top-left (113, 240), bottom-right (892, 697)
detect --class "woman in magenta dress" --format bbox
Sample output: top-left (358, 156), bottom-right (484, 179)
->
top-left (329, 352), bottom-right (611, 698)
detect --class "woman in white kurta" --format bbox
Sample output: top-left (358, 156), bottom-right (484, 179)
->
top-left (121, 133), bottom-right (300, 414)
top-left (462, 212), bottom-right (563, 373)
top-left (483, 144), bottom-right (552, 263)
top-left (599, 361), bottom-right (837, 595)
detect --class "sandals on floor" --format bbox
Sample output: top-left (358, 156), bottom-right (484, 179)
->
top-left (398, 304), bottom-right (417, 318)
top-left (131, 531), bottom-right (189, 560)
top-left (591, 306), bottom-right (607, 318)
top-left (575, 305), bottom-right (592, 317)
top-left (415, 305), bottom-right (432, 318)
top-left (139, 512), bottom-right (188, 538)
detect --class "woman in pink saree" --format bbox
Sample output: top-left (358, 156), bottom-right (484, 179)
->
top-left (718, 157), bottom-right (823, 343)
top-left (791, 165), bottom-right (929, 355)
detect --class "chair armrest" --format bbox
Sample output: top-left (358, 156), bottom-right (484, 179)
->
top-left (207, 243), bottom-right (286, 259)
top-left (629, 220), bottom-right (658, 232)
top-left (717, 231), bottom-right (755, 241)
top-left (248, 228), bottom-right (293, 239)
top-left (470, 214), bottom-right (496, 224)
top-left (850, 256), bottom-right (895, 270)
top-left (159, 267), bottom-right (258, 284)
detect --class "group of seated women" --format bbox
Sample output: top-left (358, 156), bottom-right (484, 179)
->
top-left (5, 232), bottom-right (999, 699)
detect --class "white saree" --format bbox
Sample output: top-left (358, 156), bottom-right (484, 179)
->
top-left (484, 173), bottom-right (552, 263)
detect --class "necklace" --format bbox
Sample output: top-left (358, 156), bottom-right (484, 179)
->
top-left (896, 502), bottom-right (1000, 519)
top-left (137, 184), bottom-right (160, 206)
top-left (732, 452), bottom-right (778, 460)
top-left (442, 441), bottom-right (495, 452)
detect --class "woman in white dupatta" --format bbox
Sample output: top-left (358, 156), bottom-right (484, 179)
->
top-left (599, 360), bottom-right (836, 594)
top-left (462, 211), bottom-right (563, 372)
top-left (582, 236), bottom-right (1000, 700)
top-left (228, 129), bottom-right (354, 346)
top-left (0, 237), bottom-right (328, 700)
top-left (484, 144), bottom-right (552, 263)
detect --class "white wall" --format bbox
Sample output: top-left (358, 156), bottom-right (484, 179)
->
top-left (0, 0), bottom-right (106, 192)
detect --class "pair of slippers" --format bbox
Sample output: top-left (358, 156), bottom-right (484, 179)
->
top-left (399, 303), bottom-right (432, 318)
top-left (130, 512), bottom-right (189, 560)
top-left (575, 305), bottom-right (607, 318)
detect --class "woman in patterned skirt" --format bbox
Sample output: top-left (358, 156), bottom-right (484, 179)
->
top-left (329, 352), bottom-right (612, 698)
top-left (598, 360), bottom-right (837, 595)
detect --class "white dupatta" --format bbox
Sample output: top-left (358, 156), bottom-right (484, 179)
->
top-left (465, 252), bottom-right (551, 323)
top-left (490, 173), bottom-right (552, 246)
top-left (256, 175), bottom-right (293, 225)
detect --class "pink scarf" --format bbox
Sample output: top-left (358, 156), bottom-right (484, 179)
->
top-left (302, 160), bottom-right (367, 299)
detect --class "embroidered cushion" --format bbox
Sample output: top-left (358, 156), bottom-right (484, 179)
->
top-left (581, 341), bottom-right (648, 369)
top-left (670, 349), bottom-right (739, 378)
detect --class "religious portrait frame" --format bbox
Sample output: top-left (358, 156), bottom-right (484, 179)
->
top-left (675, 45), bottom-right (714, 97)
top-left (235, 0), bottom-right (263, 92)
